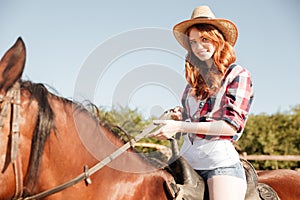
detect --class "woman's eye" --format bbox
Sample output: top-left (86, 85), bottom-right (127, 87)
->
top-left (201, 38), bottom-right (208, 42)
top-left (189, 40), bottom-right (197, 45)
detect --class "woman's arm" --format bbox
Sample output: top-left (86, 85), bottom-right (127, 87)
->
top-left (148, 120), bottom-right (236, 140)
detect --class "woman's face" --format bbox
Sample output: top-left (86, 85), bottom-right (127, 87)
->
top-left (188, 27), bottom-right (215, 65)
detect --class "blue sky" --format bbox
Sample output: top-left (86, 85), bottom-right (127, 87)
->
top-left (1, 0), bottom-right (300, 118)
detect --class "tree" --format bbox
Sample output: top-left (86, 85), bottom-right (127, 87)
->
top-left (236, 105), bottom-right (300, 169)
top-left (90, 105), bottom-right (171, 161)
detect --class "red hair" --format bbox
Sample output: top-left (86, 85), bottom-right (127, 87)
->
top-left (185, 24), bottom-right (236, 99)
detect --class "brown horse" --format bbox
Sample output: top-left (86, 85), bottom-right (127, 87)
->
top-left (0, 38), bottom-right (204, 200)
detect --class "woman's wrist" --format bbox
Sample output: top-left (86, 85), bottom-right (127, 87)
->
top-left (180, 121), bottom-right (199, 134)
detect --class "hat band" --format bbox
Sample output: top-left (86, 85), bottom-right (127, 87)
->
top-left (195, 16), bottom-right (212, 19)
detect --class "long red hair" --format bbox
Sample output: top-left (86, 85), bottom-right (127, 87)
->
top-left (185, 24), bottom-right (236, 99)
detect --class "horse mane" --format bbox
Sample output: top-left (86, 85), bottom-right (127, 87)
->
top-left (21, 80), bottom-right (98, 191)
top-left (21, 81), bottom-right (54, 190)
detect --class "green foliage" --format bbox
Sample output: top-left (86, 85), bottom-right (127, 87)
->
top-left (95, 106), bottom-right (146, 136)
top-left (90, 106), bottom-right (171, 159)
top-left (90, 105), bottom-right (300, 170)
top-left (236, 105), bottom-right (300, 170)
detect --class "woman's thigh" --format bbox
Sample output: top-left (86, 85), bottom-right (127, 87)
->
top-left (207, 175), bottom-right (247, 200)
top-left (195, 162), bottom-right (247, 200)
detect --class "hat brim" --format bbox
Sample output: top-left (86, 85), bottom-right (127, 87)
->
top-left (173, 18), bottom-right (238, 49)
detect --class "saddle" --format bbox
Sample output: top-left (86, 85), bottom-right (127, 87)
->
top-left (164, 138), bottom-right (205, 200)
top-left (164, 139), bottom-right (280, 200)
top-left (242, 158), bottom-right (280, 200)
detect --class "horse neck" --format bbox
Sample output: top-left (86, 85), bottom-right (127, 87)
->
top-left (48, 98), bottom-right (160, 174)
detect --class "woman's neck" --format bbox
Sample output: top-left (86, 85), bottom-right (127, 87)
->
top-left (205, 58), bottom-right (214, 69)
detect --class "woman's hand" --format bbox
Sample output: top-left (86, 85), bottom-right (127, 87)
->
top-left (169, 106), bottom-right (183, 121)
top-left (148, 120), bottom-right (183, 140)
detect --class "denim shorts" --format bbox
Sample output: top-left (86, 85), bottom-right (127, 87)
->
top-left (195, 162), bottom-right (246, 181)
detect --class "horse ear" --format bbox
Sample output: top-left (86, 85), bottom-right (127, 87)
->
top-left (0, 37), bottom-right (26, 92)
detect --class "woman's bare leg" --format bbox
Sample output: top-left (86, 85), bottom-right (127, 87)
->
top-left (207, 175), bottom-right (247, 200)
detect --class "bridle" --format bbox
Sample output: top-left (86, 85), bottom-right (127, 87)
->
top-left (0, 81), bottom-right (166, 200)
top-left (0, 82), bottom-right (23, 199)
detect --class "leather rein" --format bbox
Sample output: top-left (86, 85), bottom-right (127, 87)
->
top-left (1, 83), bottom-right (160, 200)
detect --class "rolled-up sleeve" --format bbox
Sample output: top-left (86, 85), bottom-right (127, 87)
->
top-left (222, 69), bottom-right (254, 138)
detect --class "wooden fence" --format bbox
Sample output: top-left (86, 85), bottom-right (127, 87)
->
top-left (240, 152), bottom-right (300, 161)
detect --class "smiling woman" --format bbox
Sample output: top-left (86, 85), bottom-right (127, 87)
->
top-left (150, 5), bottom-right (254, 200)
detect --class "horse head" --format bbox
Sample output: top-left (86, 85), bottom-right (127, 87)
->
top-left (0, 37), bottom-right (55, 199)
top-left (0, 37), bottom-right (28, 199)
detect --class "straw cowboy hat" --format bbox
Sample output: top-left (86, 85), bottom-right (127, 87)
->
top-left (173, 5), bottom-right (238, 49)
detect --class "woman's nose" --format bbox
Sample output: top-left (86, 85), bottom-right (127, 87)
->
top-left (195, 42), bottom-right (204, 49)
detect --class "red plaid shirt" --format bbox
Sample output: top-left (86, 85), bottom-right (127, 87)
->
top-left (181, 64), bottom-right (254, 141)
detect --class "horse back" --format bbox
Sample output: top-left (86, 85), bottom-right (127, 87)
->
top-left (258, 169), bottom-right (300, 200)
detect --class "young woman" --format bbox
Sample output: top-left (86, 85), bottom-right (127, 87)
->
top-left (149, 5), bottom-right (254, 200)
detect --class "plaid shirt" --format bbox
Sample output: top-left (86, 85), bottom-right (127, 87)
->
top-left (181, 64), bottom-right (254, 141)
